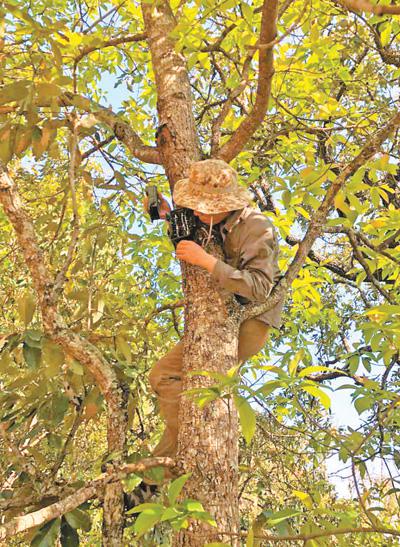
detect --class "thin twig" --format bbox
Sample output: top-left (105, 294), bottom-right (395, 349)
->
top-left (53, 119), bottom-right (81, 298)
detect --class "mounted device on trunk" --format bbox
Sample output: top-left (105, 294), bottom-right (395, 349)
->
top-left (146, 185), bottom-right (197, 246)
top-left (166, 208), bottom-right (197, 246)
top-left (146, 186), bottom-right (161, 221)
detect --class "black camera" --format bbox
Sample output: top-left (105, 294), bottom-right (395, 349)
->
top-left (166, 208), bottom-right (198, 247)
top-left (146, 185), bottom-right (161, 221)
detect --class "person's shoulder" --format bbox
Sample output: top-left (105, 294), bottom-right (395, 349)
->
top-left (241, 206), bottom-right (275, 234)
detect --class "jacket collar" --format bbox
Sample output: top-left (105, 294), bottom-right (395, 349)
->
top-left (222, 206), bottom-right (251, 233)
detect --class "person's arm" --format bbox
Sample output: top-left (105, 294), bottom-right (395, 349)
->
top-left (176, 216), bottom-right (278, 303)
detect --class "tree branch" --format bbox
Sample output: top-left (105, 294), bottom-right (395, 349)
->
top-left (241, 109), bottom-right (400, 321)
top-left (336, 0), bottom-right (400, 15)
top-left (60, 93), bottom-right (161, 164)
top-left (0, 457), bottom-right (174, 541)
top-left (199, 525), bottom-right (400, 542)
top-left (81, 136), bottom-right (115, 160)
top-left (346, 228), bottom-right (395, 303)
top-left (286, 235), bottom-right (356, 280)
top-left (217, 0), bottom-right (278, 162)
top-left (0, 95), bottom-right (161, 164)
top-left (74, 32), bottom-right (147, 64)
top-left (53, 119), bottom-right (80, 298)
top-left (0, 162), bottom-right (127, 462)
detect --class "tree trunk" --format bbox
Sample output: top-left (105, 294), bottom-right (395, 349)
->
top-left (101, 387), bottom-right (128, 546)
top-left (176, 261), bottom-right (241, 545)
top-left (141, 2), bottom-right (241, 543)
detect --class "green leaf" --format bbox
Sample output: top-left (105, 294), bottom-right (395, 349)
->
top-left (241, 2), bottom-right (253, 24)
top-left (31, 518), bottom-right (61, 546)
top-left (18, 292), bottom-right (36, 326)
top-left (0, 81), bottom-right (30, 105)
top-left (133, 505), bottom-right (163, 537)
top-left (266, 508), bottom-right (301, 527)
top-left (246, 528), bottom-right (254, 547)
top-left (36, 82), bottom-right (62, 102)
top-left (183, 499), bottom-right (203, 512)
top-left (127, 502), bottom-right (164, 515)
top-left (49, 393), bottom-right (70, 425)
top-left (160, 506), bottom-right (182, 522)
top-left (60, 518), bottom-right (79, 547)
top-left (354, 396), bottom-right (373, 415)
top-left (302, 384), bottom-right (331, 410)
top-left (23, 343), bottom-right (42, 369)
top-left (42, 339), bottom-right (64, 376)
top-left (292, 489), bottom-right (313, 509)
top-left (234, 394), bottom-right (256, 444)
top-left (168, 473), bottom-right (191, 505)
top-left (64, 508), bottom-right (91, 532)
top-left (123, 473), bottom-right (142, 491)
top-left (116, 335), bottom-right (131, 364)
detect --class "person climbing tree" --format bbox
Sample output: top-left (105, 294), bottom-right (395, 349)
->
top-left (146, 158), bottom-right (283, 462)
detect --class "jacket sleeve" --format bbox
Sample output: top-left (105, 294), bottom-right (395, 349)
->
top-left (211, 217), bottom-right (277, 302)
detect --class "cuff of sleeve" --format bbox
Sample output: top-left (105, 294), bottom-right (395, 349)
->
top-left (211, 259), bottom-right (236, 285)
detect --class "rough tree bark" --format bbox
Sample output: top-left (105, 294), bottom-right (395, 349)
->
top-left (141, 1), bottom-right (241, 543)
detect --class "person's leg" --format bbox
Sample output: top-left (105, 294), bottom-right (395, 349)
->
top-left (148, 319), bottom-right (269, 457)
top-left (149, 341), bottom-right (183, 458)
top-left (238, 318), bottom-right (270, 364)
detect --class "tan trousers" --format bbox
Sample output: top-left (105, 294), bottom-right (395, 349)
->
top-left (149, 318), bottom-right (270, 458)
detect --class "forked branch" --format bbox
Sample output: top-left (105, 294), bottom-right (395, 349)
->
top-left (217, 0), bottom-right (278, 162)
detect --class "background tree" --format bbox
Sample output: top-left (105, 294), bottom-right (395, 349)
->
top-left (0, 0), bottom-right (399, 545)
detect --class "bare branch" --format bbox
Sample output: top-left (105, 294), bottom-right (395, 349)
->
top-left (217, 0), bottom-right (278, 162)
top-left (210, 52), bottom-right (254, 156)
top-left (82, 1), bottom-right (127, 34)
top-left (201, 24), bottom-right (236, 52)
top-left (143, 300), bottom-right (184, 327)
top-left (53, 119), bottom-right (80, 297)
top-left (346, 228), bottom-right (395, 303)
top-left (81, 136), bottom-right (115, 160)
top-left (286, 235), bottom-right (356, 280)
top-left (377, 228), bottom-right (400, 250)
top-left (51, 402), bottom-right (84, 477)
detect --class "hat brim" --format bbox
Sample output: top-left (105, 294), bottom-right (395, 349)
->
top-left (173, 178), bottom-right (252, 214)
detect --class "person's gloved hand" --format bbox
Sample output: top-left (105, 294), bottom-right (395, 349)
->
top-left (143, 192), bottom-right (171, 219)
top-left (176, 241), bottom-right (217, 273)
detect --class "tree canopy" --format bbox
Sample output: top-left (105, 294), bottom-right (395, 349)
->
top-left (0, 0), bottom-right (399, 545)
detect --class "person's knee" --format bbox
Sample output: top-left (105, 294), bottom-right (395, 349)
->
top-left (238, 320), bottom-right (270, 363)
top-left (149, 360), bottom-right (164, 393)
top-left (149, 342), bottom-right (184, 394)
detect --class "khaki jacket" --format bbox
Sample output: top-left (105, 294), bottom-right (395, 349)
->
top-left (211, 206), bottom-right (283, 328)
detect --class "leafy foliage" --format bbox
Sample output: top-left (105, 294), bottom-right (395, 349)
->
top-left (0, 0), bottom-right (399, 544)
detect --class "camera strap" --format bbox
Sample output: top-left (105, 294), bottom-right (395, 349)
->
top-left (203, 216), bottom-right (214, 247)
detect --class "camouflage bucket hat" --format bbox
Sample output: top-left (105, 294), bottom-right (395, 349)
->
top-left (173, 159), bottom-right (253, 214)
